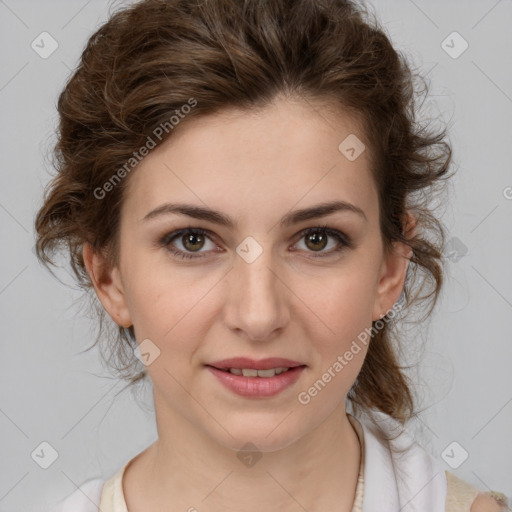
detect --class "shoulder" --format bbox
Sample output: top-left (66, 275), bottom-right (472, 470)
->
top-left (470, 492), bottom-right (510, 512)
top-left (446, 470), bottom-right (510, 512)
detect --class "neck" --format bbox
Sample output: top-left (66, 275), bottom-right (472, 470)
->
top-left (123, 392), bottom-right (361, 512)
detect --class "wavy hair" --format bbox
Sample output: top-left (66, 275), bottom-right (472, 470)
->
top-left (34, 0), bottom-right (453, 427)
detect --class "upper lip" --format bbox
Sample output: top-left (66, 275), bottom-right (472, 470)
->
top-left (206, 357), bottom-right (306, 370)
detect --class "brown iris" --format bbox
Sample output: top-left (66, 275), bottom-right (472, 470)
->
top-left (182, 232), bottom-right (205, 252)
top-left (305, 231), bottom-right (328, 251)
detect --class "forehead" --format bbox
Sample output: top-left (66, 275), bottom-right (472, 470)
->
top-left (121, 98), bottom-right (379, 228)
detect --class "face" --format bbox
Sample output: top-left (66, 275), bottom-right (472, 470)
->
top-left (85, 96), bottom-right (409, 452)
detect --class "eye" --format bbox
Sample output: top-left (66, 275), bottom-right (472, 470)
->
top-left (158, 224), bottom-right (352, 261)
top-left (293, 225), bottom-right (352, 257)
top-left (159, 227), bottom-right (218, 260)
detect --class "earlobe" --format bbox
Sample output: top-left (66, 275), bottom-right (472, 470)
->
top-left (82, 242), bottom-right (132, 328)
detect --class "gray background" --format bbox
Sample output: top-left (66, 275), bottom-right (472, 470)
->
top-left (1, 0), bottom-right (511, 510)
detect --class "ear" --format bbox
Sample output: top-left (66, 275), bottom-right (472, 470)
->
top-left (82, 242), bottom-right (132, 328)
top-left (372, 214), bottom-right (415, 321)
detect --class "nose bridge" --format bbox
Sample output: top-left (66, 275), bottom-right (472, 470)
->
top-left (225, 236), bottom-right (288, 340)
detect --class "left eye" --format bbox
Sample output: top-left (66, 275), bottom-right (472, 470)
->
top-left (294, 226), bottom-right (349, 256)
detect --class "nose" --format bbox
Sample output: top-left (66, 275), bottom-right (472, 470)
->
top-left (222, 244), bottom-right (290, 342)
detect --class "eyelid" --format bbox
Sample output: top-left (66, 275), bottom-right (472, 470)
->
top-left (160, 226), bottom-right (215, 246)
top-left (159, 227), bottom-right (217, 260)
top-left (292, 224), bottom-right (352, 257)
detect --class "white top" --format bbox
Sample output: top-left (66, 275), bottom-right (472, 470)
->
top-left (48, 411), bottom-right (509, 512)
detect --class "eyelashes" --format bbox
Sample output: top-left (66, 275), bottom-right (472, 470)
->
top-left (159, 227), bottom-right (216, 260)
top-left (158, 224), bottom-right (353, 261)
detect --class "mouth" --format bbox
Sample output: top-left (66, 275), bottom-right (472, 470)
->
top-left (204, 357), bottom-right (307, 397)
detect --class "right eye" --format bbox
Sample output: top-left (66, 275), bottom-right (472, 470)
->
top-left (159, 227), bottom-right (219, 260)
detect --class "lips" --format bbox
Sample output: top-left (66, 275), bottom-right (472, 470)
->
top-left (206, 364), bottom-right (306, 397)
top-left (206, 357), bottom-right (305, 371)
top-left (204, 357), bottom-right (307, 397)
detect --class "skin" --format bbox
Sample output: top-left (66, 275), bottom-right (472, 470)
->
top-left (84, 95), bottom-right (412, 512)
top-left (471, 494), bottom-right (508, 512)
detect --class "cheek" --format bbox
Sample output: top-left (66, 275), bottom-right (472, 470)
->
top-left (296, 263), bottom-right (378, 339)
top-left (291, 260), bottom-right (378, 393)
top-left (120, 248), bottom-right (181, 337)
top-left (121, 250), bottom-right (219, 348)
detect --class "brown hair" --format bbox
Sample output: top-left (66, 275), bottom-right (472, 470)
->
top-left (34, 0), bottom-right (453, 426)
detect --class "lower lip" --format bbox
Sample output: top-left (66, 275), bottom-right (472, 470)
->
top-left (205, 365), bottom-right (306, 397)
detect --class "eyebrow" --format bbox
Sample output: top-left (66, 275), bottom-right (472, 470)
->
top-left (142, 200), bottom-right (367, 227)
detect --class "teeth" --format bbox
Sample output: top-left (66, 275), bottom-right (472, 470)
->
top-left (228, 367), bottom-right (290, 377)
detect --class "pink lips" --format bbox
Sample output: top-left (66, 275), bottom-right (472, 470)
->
top-left (205, 357), bottom-right (306, 397)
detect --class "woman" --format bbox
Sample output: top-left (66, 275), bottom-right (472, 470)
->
top-left (35, 0), bottom-right (510, 510)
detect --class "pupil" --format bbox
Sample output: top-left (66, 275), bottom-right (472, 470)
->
top-left (183, 233), bottom-right (204, 251)
top-left (306, 231), bottom-right (327, 251)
